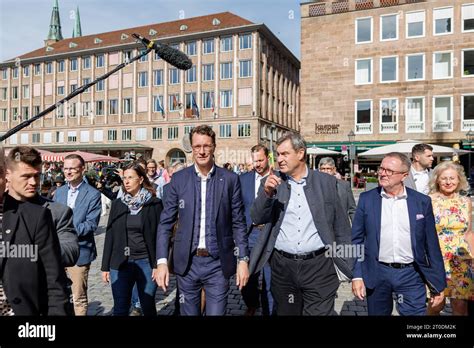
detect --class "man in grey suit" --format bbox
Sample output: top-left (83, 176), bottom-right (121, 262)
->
top-left (249, 132), bottom-right (353, 315)
top-left (318, 157), bottom-right (357, 223)
top-left (403, 143), bottom-right (433, 194)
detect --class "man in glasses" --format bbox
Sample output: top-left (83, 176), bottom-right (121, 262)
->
top-left (352, 152), bottom-right (446, 315)
top-left (54, 154), bottom-right (102, 315)
top-left (156, 125), bottom-right (249, 315)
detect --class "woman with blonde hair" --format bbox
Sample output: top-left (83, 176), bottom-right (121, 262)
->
top-left (428, 161), bottom-right (473, 315)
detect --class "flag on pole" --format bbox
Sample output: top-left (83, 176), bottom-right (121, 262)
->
top-left (191, 94), bottom-right (200, 118)
top-left (172, 95), bottom-right (178, 110)
top-left (156, 96), bottom-right (165, 117)
top-left (210, 93), bottom-right (215, 113)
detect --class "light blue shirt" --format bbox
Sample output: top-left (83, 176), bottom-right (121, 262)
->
top-left (274, 166), bottom-right (326, 254)
top-left (66, 180), bottom-right (84, 209)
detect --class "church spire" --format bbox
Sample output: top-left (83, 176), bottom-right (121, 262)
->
top-left (45, 0), bottom-right (63, 46)
top-left (72, 6), bottom-right (82, 38)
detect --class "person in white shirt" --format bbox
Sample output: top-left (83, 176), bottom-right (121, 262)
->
top-left (404, 144), bottom-right (434, 195)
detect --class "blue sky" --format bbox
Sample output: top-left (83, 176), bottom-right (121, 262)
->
top-left (0, 0), bottom-right (302, 62)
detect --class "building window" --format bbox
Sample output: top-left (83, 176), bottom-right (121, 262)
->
top-left (20, 134), bottom-right (28, 145)
top-left (380, 56), bottom-right (398, 83)
top-left (138, 71), bottom-right (148, 87)
top-left (1, 69), bottom-right (7, 79)
top-left (203, 39), bottom-right (214, 54)
top-left (122, 129), bottom-right (132, 141)
top-left (109, 99), bottom-right (118, 114)
top-left (239, 60), bottom-right (252, 78)
top-left (355, 100), bottom-right (372, 134)
top-left (93, 130), bottom-right (103, 142)
top-left (238, 123), bottom-right (251, 137)
top-left (12, 86), bottom-right (18, 100)
top-left (406, 54), bottom-right (425, 81)
top-left (12, 107), bottom-right (18, 121)
top-left (57, 85), bottom-right (64, 95)
top-left (433, 7), bottom-right (453, 35)
top-left (463, 49), bottom-right (474, 77)
top-left (168, 126), bottom-right (179, 140)
top-left (80, 130), bottom-right (90, 143)
top-left (169, 68), bottom-right (180, 85)
top-left (123, 98), bottom-right (133, 114)
top-left (95, 100), bottom-right (104, 116)
top-left (22, 85), bottom-right (30, 99)
top-left (186, 41), bottom-right (197, 56)
top-left (96, 54), bottom-right (105, 67)
top-left (220, 90), bottom-right (232, 108)
top-left (433, 96), bottom-right (453, 132)
top-left (70, 58), bottom-right (78, 71)
top-left (108, 129), bottom-right (117, 141)
top-left (0, 109), bottom-right (6, 122)
top-left (153, 69), bottom-right (163, 85)
top-left (123, 50), bottom-right (133, 63)
top-left (152, 127), bottom-right (162, 140)
top-left (0, 88), bottom-right (6, 100)
top-left (186, 66), bottom-right (196, 83)
top-left (22, 106), bottom-right (29, 120)
top-left (45, 63), bottom-right (53, 74)
top-left (67, 131), bottom-right (77, 143)
top-left (239, 34), bottom-right (252, 50)
top-left (462, 95), bottom-right (474, 130)
top-left (463, 4), bottom-right (474, 32)
top-left (136, 128), bottom-right (147, 141)
top-left (406, 11), bottom-right (425, 38)
top-left (380, 14), bottom-right (398, 41)
top-left (12, 67), bottom-right (18, 79)
top-left (154, 51), bottom-right (161, 61)
top-left (203, 64), bottom-right (214, 81)
top-left (169, 94), bottom-right (180, 111)
top-left (184, 126), bottom-right (194, 135)
top-left (34, 64), bottom-right (41, 75)
top-left (33, 105), bottom-right (40, 117)
top-left (82, 56), bottom-right (91, 69)
top-left (405, 97), bottom-right (425, 133)
top-left (55, 131), bottom-right (64, 143)
top-left (23, 66), bottom-right (29, 77)
top-left (221, 36), bottom-right (233, 52)
top-left (83, 78), bottom-right (91, 93)
top-left (380, 99), bottom-right (398, 133)
top-left (433, 52), bottom-right (453, 79)
top-left (219, 124), bottom-right (232, 138)
top-left (70, 84), bottom-right (77, 93)
top-left (43, 132), bottom-right (52, 144)
top-left (32, 133), bottom-right (40, 144)
top-left (355, 58), bottom-right (372, 85)
top-left (68, 102), bottom-right (76, 118)
top-left (82, 102), bottom-right (91, 117)
top-left (96, 79), bottom-right (105, 91)
top-left (153, 95), bottom-right (164, 113)
top-left (139, 49), bottom-right (148, 62)
top-left (202, 91), bottom-right (214, 109)
top-left (57, 60), bottom-right (64, 73)
top-left (220, 62), bottom-right (233, 80)
top-left (356, 17), bottom-right (372, 44)
top-left (9, 134), bottom-right (17, 145)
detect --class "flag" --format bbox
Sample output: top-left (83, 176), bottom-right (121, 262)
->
top-left (209, 93), bottom-right (215, 113)
top-left (191, 94), bottom-right (200, 118)
top-left (156, 96), bottom-right (164, 117)
top-left (172, 95), bottom-right (178, 110)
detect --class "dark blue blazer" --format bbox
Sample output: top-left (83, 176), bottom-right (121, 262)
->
top-left (239, 171), bottom-right (257, 229)
top-left (156, 165), bottom-right (248, 279)
top-left (54, 180), bottom-right (102, 266)
top-left (351, 186), bottom-right (446, 293)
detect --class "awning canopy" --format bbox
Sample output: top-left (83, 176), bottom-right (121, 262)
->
top-left (306, 147), bottom-right (340, 155)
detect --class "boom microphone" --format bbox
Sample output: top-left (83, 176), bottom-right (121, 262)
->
top-left (132, 33), bottom-right (192, 70)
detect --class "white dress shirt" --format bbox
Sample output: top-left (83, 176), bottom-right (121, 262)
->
top-left (195, 165), bottom-right (215, 249)
top-left (66, 181), bottom-right (83, 209)
top-left (379, 186), bottom-right (414, 264)
top-left (411, 167), bottom-right (430, 195)
top-left (254, 171), bottom-right (269, 199)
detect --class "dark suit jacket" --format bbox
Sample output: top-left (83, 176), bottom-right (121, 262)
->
top-left (54, 180), bottom-right (102, 266)
top-left (1, 194), bottom-right (70, 315)
top-left (101, 197), bottom-right (163, 271)
top-left (156, 165), bottom-right (248, 279)
top-left (336, 179), bottom-right (357, 223)
top-left (351, 186), bottom-right (446, 293)
top-left (249, 169), bottom-right (353, 279)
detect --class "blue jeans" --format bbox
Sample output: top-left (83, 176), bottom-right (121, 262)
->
top-left (131, 284), bottom-right (140, 309)
top-left (110, 258), bottom-right (157, 316)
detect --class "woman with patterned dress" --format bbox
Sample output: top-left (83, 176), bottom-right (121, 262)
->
top-left (428, 161), bottom-right (474, 316)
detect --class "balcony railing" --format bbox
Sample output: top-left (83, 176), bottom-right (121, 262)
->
top-left (433, 121), bottom-right (453, 132)
top-left (355, 123), bottom-right (372, 134)
top-left (462, 119), bottom-right (474, 131)
top-left (308, 0), bottom-right (426, 17)
top-left (380, 122), bottom-right (398, 133)
top-left (406, 122), bottom-right (424, 133)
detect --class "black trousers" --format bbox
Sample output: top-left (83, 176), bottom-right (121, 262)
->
top-left (270, 250), bottom-right (339, 316)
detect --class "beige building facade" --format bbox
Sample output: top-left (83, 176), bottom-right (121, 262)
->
top-left (0, 12), bottom-right (300, 165)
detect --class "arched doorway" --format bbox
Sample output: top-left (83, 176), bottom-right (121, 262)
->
top-left (166, 148), bottom-right (187, 165)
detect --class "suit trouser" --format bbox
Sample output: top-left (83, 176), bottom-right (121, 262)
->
top-left (177, 254), bottom-right (229, 316)
top-left (270, 250), bottom-right (339, 316)
top-left (66, 264), bottom-right (90, 316)
top-left (366, 263), bottom-right (426, 316)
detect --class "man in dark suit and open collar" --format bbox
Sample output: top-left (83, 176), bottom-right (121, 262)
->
top-left (156, 125), bottom-right (249, 315)
top-left (249, 132), bottom-right (352, 316)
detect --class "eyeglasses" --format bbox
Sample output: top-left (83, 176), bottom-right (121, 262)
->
top-left (377, 166), bottom-right (407, 176)
top-left (192, 144), bottom-right (214, 152)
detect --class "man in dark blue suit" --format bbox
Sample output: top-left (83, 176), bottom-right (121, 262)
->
top-left (155, 125), bottom-right (249, 315)
top-left (352, 152), bottom-right (446, 315)
top-left (54, 154), bottom-right (101, 315)
top-left (239, 144), bottom-right (274, 316)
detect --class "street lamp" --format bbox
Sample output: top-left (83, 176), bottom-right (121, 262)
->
top-left (466, 129), bottom-right (474, 181)
top-left (348, 130), bottom-right (356, 186)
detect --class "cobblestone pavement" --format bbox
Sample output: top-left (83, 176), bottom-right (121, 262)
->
top-left (86, 188), bottom-right (453, 316)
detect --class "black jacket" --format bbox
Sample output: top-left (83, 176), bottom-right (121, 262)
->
top-left (101, 196), bottom-right (163, 271)
top-left (0, 194), bottom-right (71, 315)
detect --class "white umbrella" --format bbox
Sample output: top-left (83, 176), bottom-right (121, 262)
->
top-left (307, 147), bottom-right (340, 155)
top-left (358, 139), bottom-right (470, 158)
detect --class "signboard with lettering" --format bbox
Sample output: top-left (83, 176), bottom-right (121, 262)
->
top-left (315, 123), bottom-right (340, 134)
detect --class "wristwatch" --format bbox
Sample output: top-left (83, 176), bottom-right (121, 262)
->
top-left (238, 256), bottom-right (250, 263)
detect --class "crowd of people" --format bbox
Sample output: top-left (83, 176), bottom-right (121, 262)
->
top-left (0, 126), bottom-right (472, 317)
